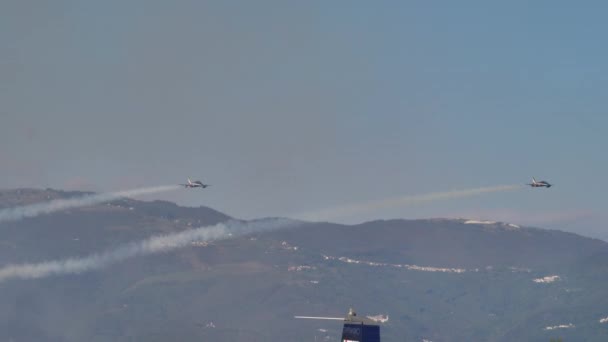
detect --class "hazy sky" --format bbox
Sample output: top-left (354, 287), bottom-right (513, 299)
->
top-left (2, 1), bottom-right (607, 239)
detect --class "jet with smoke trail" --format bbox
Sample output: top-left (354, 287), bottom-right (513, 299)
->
top-left (296, 184), bottom-right (524, 222)
top-left (0, 184), bottom-right (521, 282)
top-left (0, 218), bottom-right (299, 283)
top-left (0, 185), bottom-right (182, 224)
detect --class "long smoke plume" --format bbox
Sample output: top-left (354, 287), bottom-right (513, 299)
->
top-left (297, 185), bottom-right (523, 222)
top-left (0, 185), bottom-right (181, 224)
top-left (0, 183), bottom-right (521, 282)
top-left (0, 218), bottom-right (298, 283)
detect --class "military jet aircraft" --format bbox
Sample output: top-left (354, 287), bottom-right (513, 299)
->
top-left (528, 177), bottom-right (551, 188)
top-left (181, 178), bottom-right (210, 189)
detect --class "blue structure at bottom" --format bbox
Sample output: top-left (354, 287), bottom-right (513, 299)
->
top-left (340, 308), bottom-right (381, 342)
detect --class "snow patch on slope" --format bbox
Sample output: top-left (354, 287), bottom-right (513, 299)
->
top-left (288, 265), bottom-right (316, 272)
top-left (464, 220), bottom-right (496, 225)
top-left (544, 323), bottom-right (574, 330)
top-left (323, 255), bottom-right (467, 273)
top-left (464, 219), bottom-right (520, 229)
top-left (533, 275), bottom-right (560, 283)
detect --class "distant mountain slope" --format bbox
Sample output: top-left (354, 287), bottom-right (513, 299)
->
top-left (274, 218), bottom-right (607, 270)
top-left (0, 189), bottom-right (607, 341)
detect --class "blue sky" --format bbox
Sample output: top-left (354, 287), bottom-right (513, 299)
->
top-left (2, 1), bottom-right (607, 239)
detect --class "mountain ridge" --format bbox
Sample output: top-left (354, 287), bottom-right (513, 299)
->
top-left (0, 188), bottom-right (607, 341)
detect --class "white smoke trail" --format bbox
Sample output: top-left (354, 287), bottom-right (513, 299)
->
top-left (0, 185), bottom-right (181, 224)
top-left (296, 185), bottom-right (523, 222)
top-left (0, 218), bottom-right (298, 283)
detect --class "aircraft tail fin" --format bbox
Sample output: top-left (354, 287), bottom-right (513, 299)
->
top-left (532, 177), bottom-right (537, 184)
top-left (188, 178), bottom-right (192, 185)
